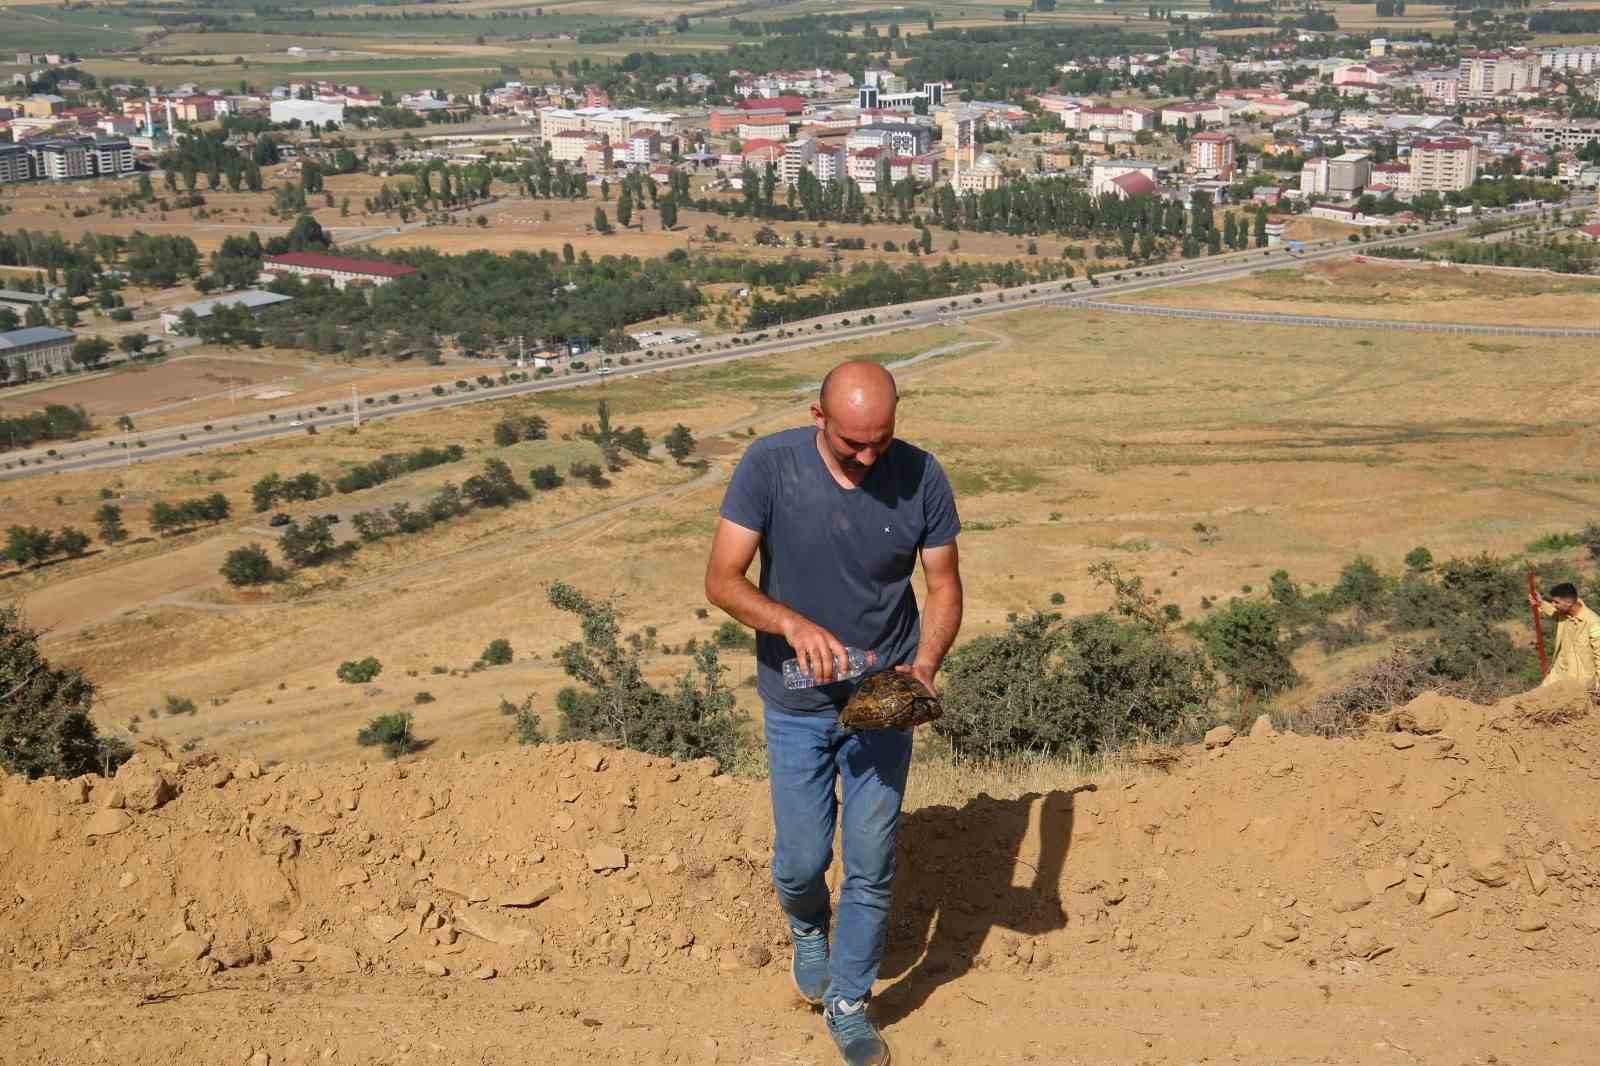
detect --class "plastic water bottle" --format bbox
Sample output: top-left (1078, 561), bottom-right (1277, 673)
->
top-left (782, 648), bottom-right (876, 690)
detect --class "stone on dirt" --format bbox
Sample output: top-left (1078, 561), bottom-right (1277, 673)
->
top-left (1467, 846), bottom-right (1514, 887)
top-left (421, 960), bottom-right (449, 977)
top-left (163, 931), bottom-right (210, 964)
top-left (1204, 726), bottom-right (1235, 749)
top-left (366, 915), bottom-right (406, 944)
top-left (587, 846), bottom-right (627, 872)
top-left (496, 881), bottom-right (560, 908)
top-left (1249, 714), bottom-right (1276, 738)
top-left (84, 809), bottom-right (132, 838)
top-left (453, 907), bottom-right (534, 946)
top-left (1423, 886), bottom-right (1460, 918)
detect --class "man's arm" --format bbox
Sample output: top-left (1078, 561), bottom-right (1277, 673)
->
top-left (704, 517), bottom-right (850, 682)
top-left (906, 540), bottom-right (963, 694)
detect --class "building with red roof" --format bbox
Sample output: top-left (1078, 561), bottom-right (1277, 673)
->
top-left (735, 95), bottom-right (806, 116)
top-left (259, 253), bottom-right (418, 291)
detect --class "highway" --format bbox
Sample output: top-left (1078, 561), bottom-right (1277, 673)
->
top-left (3, 198), bottom-right (1583, 482)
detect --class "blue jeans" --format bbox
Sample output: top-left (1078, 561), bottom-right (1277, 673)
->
top-left (764, 704), bottom-right (914, 1007)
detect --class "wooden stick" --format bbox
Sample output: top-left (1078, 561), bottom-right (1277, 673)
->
top-left (1528, 572), bottom-right (1549, 678)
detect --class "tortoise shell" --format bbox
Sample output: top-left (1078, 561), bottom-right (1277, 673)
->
top-left (838, 671), bottom-right (944, 732)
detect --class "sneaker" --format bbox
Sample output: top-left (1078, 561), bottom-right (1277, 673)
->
top-left (824, 998), bottom-right (891, 1066)
top-left (788, 918), bottom-right (830, 1005)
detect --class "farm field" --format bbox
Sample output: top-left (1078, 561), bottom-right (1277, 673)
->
top-left (1118, 258), bottom-right (1600, 326)
top-left (3, 300), bottom-right (1593, 771)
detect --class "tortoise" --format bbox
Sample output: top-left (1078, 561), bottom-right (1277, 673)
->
top-left (838, 671), bottom-right (944, 733)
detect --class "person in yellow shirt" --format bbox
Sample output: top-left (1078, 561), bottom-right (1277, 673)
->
top-left (1529, 582), bottom-right (1600, 688)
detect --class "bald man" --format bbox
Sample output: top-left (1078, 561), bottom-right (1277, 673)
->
top-left (706, 360), bottom-right (963, 1066)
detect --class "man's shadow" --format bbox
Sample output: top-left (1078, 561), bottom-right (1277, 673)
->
top-left (875, 788), bottom-right (1085, 1025)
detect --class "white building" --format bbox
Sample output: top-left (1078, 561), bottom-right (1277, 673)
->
top-left (1300, 156), bottom-right (1331, 197)
top-left (1457, 51), bottom-right (1540, 100)
top-left (270, 99), bottom-right (345, 126)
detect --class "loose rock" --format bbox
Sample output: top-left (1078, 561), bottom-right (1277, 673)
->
top-left (1248, 714), bottom-right (1275, 739)
top-left (588, 846), bottom-right (627, 872)
top-left (1330, 883), bottom-right (1372, 914)
top-left (84, 809), bottom-right (132, 838)
top-left (1203, 726), bottom-right (1236, 749)
top-left (496, 881), bottom-right (560, 908)
top-left (1422, 886), bottom-right (1460, 918)
top-left (1513, 910), bottom-right (1547, 933)
top-left (1467, 846), bottom-right (1514, 887)
top-left (163, 931), bottom-right (211, 964)
top-left (366, 915), bottom-right (406, 944)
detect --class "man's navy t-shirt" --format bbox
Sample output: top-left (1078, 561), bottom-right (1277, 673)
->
top-left (718, 426), bottom-right (961, 714)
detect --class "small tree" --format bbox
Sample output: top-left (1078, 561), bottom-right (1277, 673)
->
top-left (356, 711), bottom-right (417, 758)
top-left (279, 516), bottom-right (335, 567)
top-left (94, 503), bottom-right (128, 544)
top-left (480, 638), bottom-right (514, 666)
top-left (547, 582), bottom-right (741, 763)
top-left (0, 605), bottom-right (122, 779)
top-left (52, 527), bottom-right (90, 558)
top-left (663, 424), bottom-right (696, 463)
top-left (593, 206), bottom-right (612, 234)
top-left (220, 544), bottom-right (276, 586)
top-left (337, 656), bottom-right (383, 684)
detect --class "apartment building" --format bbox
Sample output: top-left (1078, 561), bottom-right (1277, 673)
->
top-left (0, 143), bottom-right (32, 183)
top-left (1537, 46), bottom-right (1600, 74)
top-left (1408, 138), bottom-right (1478, 193)
top-left (548, 128), bottom-right (591, 163)
top-left (1525, 119), bottom-right (1600, 151)
top-left (1187, 131), bottom-right (1237, 178)
top-left (1369, 160), bottom-right (1416, 197)
top-left (781, 138), bottom-right (816, 186)
top-left (21, 135), bottom-right (133, 181)
top-left (1300, 156), bottom-right (1330, 196)
top-left (1457, 51), bottom-right (1540, 99)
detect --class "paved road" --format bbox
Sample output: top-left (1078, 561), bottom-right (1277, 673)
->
top-left (3, 198), bottom-right (1583, 482)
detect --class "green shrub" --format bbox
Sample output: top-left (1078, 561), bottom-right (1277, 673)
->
top-left (1421, 616), bottom-right (1533, 699)
top-left (548, 582), bottom-right (742, 765)
top-left (413, 691), bottom-right (434, 704)
top-left (356, 712), bottom-right (418, 758)
top-left (1193, 600), bottom-right (1300, 699)
top-left (1436, 553), bottom-right (1522, 620)
top-left (220, 544), bottom-right (276, 586)
top-left (936, 610), bottom-right (1215, 760)
top-left (479, 638), bottom-right (513, 666)
top-left (529, 464), bottom-right (564, 491)
top-left (713, 620), bottom-right (754, 651)
top-left (164, 695), bottom-right (198, 716)
top-left (514, 708), bottom-right (543, 745)
top-left (337, 657), bottom-right (383, 684)
top-left (1329, 556), bottom-right (1389, 615)
top-left (1404, 546), bottom-right (1434, 571)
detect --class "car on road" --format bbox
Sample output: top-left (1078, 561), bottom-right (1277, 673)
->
top-left (289, 419), bottom-right (304, 427)
top-left (269, 513), bottom-right (291, 527)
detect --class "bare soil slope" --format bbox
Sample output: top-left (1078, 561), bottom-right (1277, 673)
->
top-left (4, 682), bottom-right (1600, 1063)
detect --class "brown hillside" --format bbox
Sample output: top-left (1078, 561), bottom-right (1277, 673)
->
top-left (3, 682), bottom-right (1600, 1063)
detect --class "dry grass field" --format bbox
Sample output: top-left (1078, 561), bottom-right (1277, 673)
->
top-left (1119, 258), bottom-right (1600, 326)
top-left (4, 294), bottom-right (1595, 769)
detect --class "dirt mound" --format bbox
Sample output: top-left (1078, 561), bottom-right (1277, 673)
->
top-left (4, 684), bottom-right (1600, 993)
